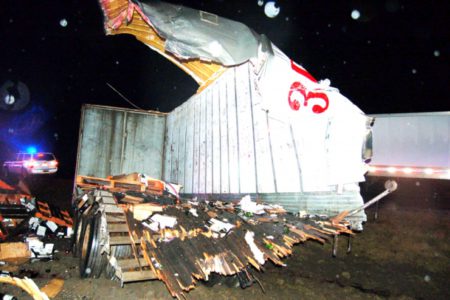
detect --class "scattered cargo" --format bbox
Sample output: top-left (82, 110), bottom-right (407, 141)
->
top-left (73, 173), bottom-right (356, 298)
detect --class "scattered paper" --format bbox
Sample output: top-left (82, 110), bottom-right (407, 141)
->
top-left (46, 221), bottom-right (58, 232)
top-left (189, 208), bottom-right (198, 217)
top-left (209, 218), bottom-right (235, 233)
top-left (244, 231), bottom-right (265, 265)
top-left (239, 195), bottom-right (267, 215)
top-left (36, 226), bottom-right (47, 237)
top-left (151, 214), bottom-right (177, 228)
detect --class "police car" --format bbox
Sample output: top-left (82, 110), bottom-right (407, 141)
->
top-left (3, 151), bottom-right (58, 177)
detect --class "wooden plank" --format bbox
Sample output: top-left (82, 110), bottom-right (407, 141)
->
top-left (119, 270), bottom-right (156, 282)
top-left (109, 235), bottom-right (141, 245)
top-left (104, 204), bottom-right (124, 214)
top-left (41, 278), bottom-right (64, 299)
top-left (106, 214), bottom-right (126, 223)
top-left (0, 242), bottom-right (30, 263)
top-left (107, 223), bottom-right (129, 233)
top-left (117, 257), bottom-right (150, 269)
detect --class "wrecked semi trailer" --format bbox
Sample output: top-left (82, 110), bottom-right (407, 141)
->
top-left (76, 0), bottom-right (373, 229)
top-left (71, 0), bottom-right (381, 296)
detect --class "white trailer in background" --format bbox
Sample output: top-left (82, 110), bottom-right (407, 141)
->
top-left (367, 112), bottom-right (450, 180)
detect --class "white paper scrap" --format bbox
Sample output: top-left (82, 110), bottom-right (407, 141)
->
top-left (189, 208), bottom-right (198, 217)
top-left (142, 221), bottom-right (160, 232)
top-left (46, 221), bottom-right (58, 232)
top-left (36, 225), bottom-right (47, 237)
top-left (150, 214), bottom-right (177, 229)
top-left (209, 218), bottom-right (235, 233)
top-left (28, 217), bottom-right (40, 230)
top-left (239, 195), bottom-right (267, 215)
top-left (244, 231), bottom-right (265, 265)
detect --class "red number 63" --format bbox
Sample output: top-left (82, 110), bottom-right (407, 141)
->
top-left (288, 81), bottom-right (329, 114)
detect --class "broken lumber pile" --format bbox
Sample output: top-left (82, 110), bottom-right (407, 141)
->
top-left (74, 174), bottom-right (352, 299)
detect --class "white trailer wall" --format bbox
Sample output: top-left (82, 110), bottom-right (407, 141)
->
top-left (76, 105), bottom-right (166, 179)
top-left (164, 63), bottom-right (298, 194)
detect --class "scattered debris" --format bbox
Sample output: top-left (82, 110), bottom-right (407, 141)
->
top-left (0, 242), bottom-right (31, 263)
top-left (40, 278), bottom-right (64, 298)
top-left (74, 173), bottom-right (353, 298)
top-left (0, 274), bottom-right (51, 300)
top-left (0, 180), bottom-right (73, 269)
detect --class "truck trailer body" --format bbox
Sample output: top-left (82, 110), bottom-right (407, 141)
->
top-left (368, 112), bottom-right (450, 180)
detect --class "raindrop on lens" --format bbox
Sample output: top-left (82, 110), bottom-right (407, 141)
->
top-left (60, 18), bottom-right (68, 27)
top-left (351, 10), bottom-right (360, 20)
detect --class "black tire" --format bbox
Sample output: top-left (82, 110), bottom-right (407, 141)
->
top-left (72, 202), bottom-right (96, 257)
top-left (78, 213), bottom-right (95, 278)
top-left (71, 209), bottom-right (85, 257)
top-left (85, 212), bottom-right (107, 279)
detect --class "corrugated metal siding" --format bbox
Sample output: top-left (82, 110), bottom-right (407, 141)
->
top-left (164, 62), bottom-right (358, 194)
top-left (164, 63), bottom-right (282, 194)
top-left (76, 105), bottom-right (166, 178)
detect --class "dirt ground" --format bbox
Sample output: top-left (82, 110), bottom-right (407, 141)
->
top-left (1, 176), bottom-right (449, 299)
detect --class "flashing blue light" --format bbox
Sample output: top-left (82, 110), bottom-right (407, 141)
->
top-left (26, 146), bottom-right (37, 154)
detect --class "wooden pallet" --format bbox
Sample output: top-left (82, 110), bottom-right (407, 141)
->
top-left (76, 175), bottom-right (146, 192)
top-left (98, 191), bottom-right (156, 284)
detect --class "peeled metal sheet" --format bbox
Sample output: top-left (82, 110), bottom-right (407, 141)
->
top-left (98, 0), bottom-right (228, 87)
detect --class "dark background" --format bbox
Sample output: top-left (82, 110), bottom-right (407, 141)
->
top-left (0, 0), bottom-right (449, 178)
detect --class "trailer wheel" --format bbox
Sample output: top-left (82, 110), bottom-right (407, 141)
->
top-left (85, 212), bottom-right (107, 278)
top-left (78, 213), bottom-right (95, 278)
top-left (72, 202), bottom-right (97, 257)
top-left (71, 209), bottom-right (84, 257)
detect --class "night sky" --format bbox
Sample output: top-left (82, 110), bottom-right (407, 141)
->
top-left (0, 0), bottom-right (449, 177)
